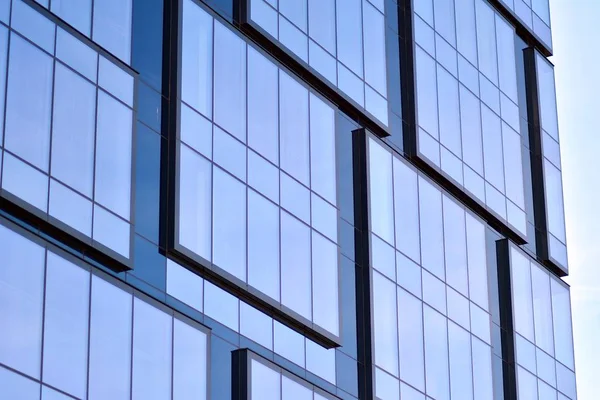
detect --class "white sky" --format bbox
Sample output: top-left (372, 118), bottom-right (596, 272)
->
top-left (550, 0), bottom-right (600, 398)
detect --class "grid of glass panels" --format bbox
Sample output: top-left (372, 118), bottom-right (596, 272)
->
top-left (496, 0), bottom-right (552, 51)
top-left (0, 222), bottom-right (209, 400)
top-left (413, 0), bottom-right (527, 237)
top-left (0, 0), bottom-right (135, 261)
top-left (508, 244), bottom-right (576, 400)
top-left (242, 350), bottom-right (339, 400)
top-left (31, 0), bottom-right (133, 63)
top-left (246, 0), bottom-right (389, 126)
top-left (177, 0), bottom-right (340, 339)
top-left (535, 52), bottom-right (567, 271)
top-left (166, 259), bottom-right (338, 385)
top-left (367, 136), bottom-right (494, 400)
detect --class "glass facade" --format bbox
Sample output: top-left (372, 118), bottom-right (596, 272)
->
top-left (0, 0), bottom-right (576, 399)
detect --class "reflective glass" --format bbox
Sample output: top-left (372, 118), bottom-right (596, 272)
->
top-left (0, 27), bottom-right (6, 144)
top-left (88, 276), bottom-right (132, 400)
top-left (311, 193), bottom-right (337, 242)
top-left (536, 54), bottom-right (559, 141)
top-left (475, 0), bottom-right (498, 84)
top-left (248, 48), bottom-right (278, 164)
top-left (0, 366), bottom-right (40, 399)
top-left (309, 40), bottom-right (336, 84)
top-left (280, 72), bottom-right (310, 185)
top-left (274, 321), bottom-right (305, 367)
top-left (366, 84), bottom-right (388, 125)
top-left (166, 260), bottom-right (203, 312)
top-left (251, 359), bottom-right (281, 400)
top-left (279, 16), bottom-right (308, 61)
top-left (495, 16), bottom-right (518, 101)
top-left (248, 190), bottom-right (280, 301)
top-left (502, 123), bottom-right (525, 207)
top-left (544, 160), bottom-right (566, 242)
top-left (204, 281), bottom-right (239, 331)
top-left (173, 319), bottom-right (208, 400)
top-left (282, 375), bottom-right (312, 399)
top-left (373, 271), bottom-right (399, 376)
top-left (434, 0), bottom-right (456, 46)
top-left (251, 0), bottom-right (277, 38)
top-left (515, 333), bottom-right (537, 373)
top-left (5, 35), bottom-right (53, 171)
top-left (51, 63), bottom-right (96, 196)
top-left (2, 153), bottom-right (49, 212)
top-left (481, 105), bottom-right (505, 192)
top-left (422, 270), bottom-right (446, 315)
top-left (51, 0), bottom-right (92, 35)
top-left (280, 172), bottom-right (310, 224)
top-left (437, 67), bottom-right (462, 158)
top-left (279, 0), bottom-right (307, 32)
top-left (312, 232), bottom-right (339, 335)
top-left (470, 302), bottom-right (491, 344)
top-left (397, 288), bottom-right (425, 391)
top-left (42, 386), bottom-right (72, 400)
top-left (94, 91), bottom-right (133, 220)
top-left (248, 151), bottom-right (279, 203)
top-left (368, 138), bottom-right (394, 244)
top-left (443, 196), bottom-right (468, 296)
top-left (551, 279), bottom-right (575, 369)
top-left (181, 0), bottom-right (213, 118)
top-left (419, 177), bottom-right (445, 280)
top-left (415, 47), bottom-right (438, 138)
top-left (0, 225), bottom-right (45, 379)
top-left (92, 205), bottom-right (130, 257)
top-left (536, 348), bottom-right (556, 387)
top-left (213, 168), bottom-right (247, 281)
top-left (424, 306), bottom-right (449, 400)
top-left (415, 0), bottom-right (434, 25)
top-left (305, 340), bottom-right (336, 384)
top-left (98, 56), bottom-right (134, 107)
top-left (531, 265), bottom-right (554, 355)
top-left (471, 338), bottom-right (493, 400)
top-left (455, 0), bottom-right (477, 64)
top-left (241, 303), bottom-right (273, 349)
top-left (363, 1), bottom-right (387, 96)
top-left (371, 233), bottom-right (396, 280)
top-left (447, 288), bottom-right (470, 329)
top-left (310, 93), bottom-right (337, 204)
top-left (448, 322), bottom-right (473, 400)
top-left (49, 180), bottom-right (93, 236)
top-left (93, 0), bottom-right (133, 63)
top-left (397, 252), bottom-right (422, 298)
top-left (214, 23), bottom-right (246, 141)
top-left (178, 145), bottom-right (212, 261)
top-left (336, 0), bottom-right (363, 77)
top-left (436, 35), bottom-right (458, 77)
top-left (460, 86), bottom-right (483, 174)
top-left (281, 212), bottom-right (311, 319)
top-left (338, 62), bottom-right (364, 106)
top-left (510, 248), bottom-right (535, 341)
top-left (132, 299), bottom-right (172, 400)
top-left (42, 253), bottom-right (89, 398)
top-left (517, 366), bottom-right (538, 400)
top-left (55, 28), bottom-right (97, 82)
top-left (308, 0), bottom-right (335, 54)
top-left (12, 0), bottom-right (55, 53)
top-left (393, 158), bottom-right (420, 263)
top-left (376, 368), bottom-right (400, 400)
top-left (213, 126), bottom-right (247, 181)
top-left (180, 103), bottom-right (212, 159)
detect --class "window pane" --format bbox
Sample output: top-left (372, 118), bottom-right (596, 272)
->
top-left (281, 212), bottom-right (311, 320)
top-left (213, 168), bottom-right (247, 281)
top-left (181, 0), bottom-right (213, 118)
top-left (536, 53), bottom-right (559, 141)
top-left (12, 0), bottom-right (55, 53)
top-left (312, 232), bottom-right (339, 335)
top-left (2, 153), bottom-right (49, 212)
top-left (502, 123), bottom-right (525, 207)
top-left (551, 279), bottom-right (574, 370)
top-left (178, 145), bottom-right (211, 261)
top-left (213, 126), bottom-right (247, 181)
top-left (166, 260), bottom-right (203, 311)
top-left (173, 319), bottom-right (208, 400)
top-left (309, 93), bottom-right (336, 204)
top-left (475, 0), bottom-right (498, 84)
top-left (336, 0), bottom-right (363, 77)
top-left (363, 1), bottom-right (387, 96)
top-left (393, 156), bottom-right (420, 263)
top-left (240, 303), bottom-right (273, 349)
top-left (280, 72), bottom-right (310, 185)
top-left (415, 46), bottom-right (438, 138)
top-left (93, 0), bottom-right (132, 63)
top-left (204, 281), bottom-right (239, 331)
top-left (460, 86), bottom-right (483, 174)
top-left (51, 63), bottom-right (96, 196)
top-left (56, 28), bottom-right (98, 82)
top-left (396, 252), bottom-right (422, 298)
top-left (455, 0), bottom-right (477, 64)
top-left (214, 23), bottom-right (246, 142)
top-left (447, 288), bottom-right (470, 329)
top-left (471, 338), bottom-right (493, 400)
top-left (0, 225), bottom-right (45, 378)
top-left (248, 190), bottom-right (280, 301)
top-left (93, 205), bottom-right (130, 258)
top-left (51, 0), bottom-right (92, 36)
top-left (280, 172), bottom-right (310, 223)
top-left (248, 150), bottom-right (279, 203)
top-left (180, 103), bottom-right (212, 159)
top-left (0, 27), bottom-right (7, 144)
top-left (510, 247), bottom-right (534, 341)
top-left (495, 16), bottom-right (517, 101)
top-left (305, 340), bottom-right (336, 384)
top-left (481, 105), bottom-right (505, 193)
top-left (423, 269), bottom-right (446, 315)
top-left (279, 0), bottom-right (307, 32)
top-left (368, 138), bottom-right (394, 244)
top-left (308, 0), bottom-right (335, 54)
top-left (311, 193), bottom-right (337, 243)
top-left (397, 288), bottom-right (425, 391)
top-left (424, 306), bottom-right (449, 400)
top-left (42, 386), bottom-right (71, 400)
top-left (448, 322), bottom-right (473, 400)
top-left (434, 0), bottom-right (456, 46)
top-left (274, 321), bottom-right (305, 367)
top-left (251, 359), bottom-right (281, 400)
top-left (49, 180), bottom-right (93, 236)
top-left (544, 160), bottom-right (566, 243)
top-left (279, 16), bottom-right (308, 61)
top-left (95, 91), bottom-right (133, 220)
top-left (5, 35), bottom-right (53, 171)
top-left (373, 272), bottom-right (399, 376)
top-left (437, 66), bottom-right (461, 157)
top-left (42, 253), bottom-right (89, 398)
top-left (443, 196), bottom-right (468, 296)
top-left (132, 299), bottom-right (172, 400)
top-left (98, 56), bottom-right (134, 107)
top-left (282, 375), bottom-right (312, 399)
top-left (0, 366), bottom-right (40, 399)
top-left (248, 48), bottom-right (278, 164)
top-left (531, 265), bottom-right (554, 355)
top-left (517, 366), bottom-right (538, 400)
top-left (376, 368), bottom-right (400, 400)
top-left (419, 177), bottom-right (444, 280)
